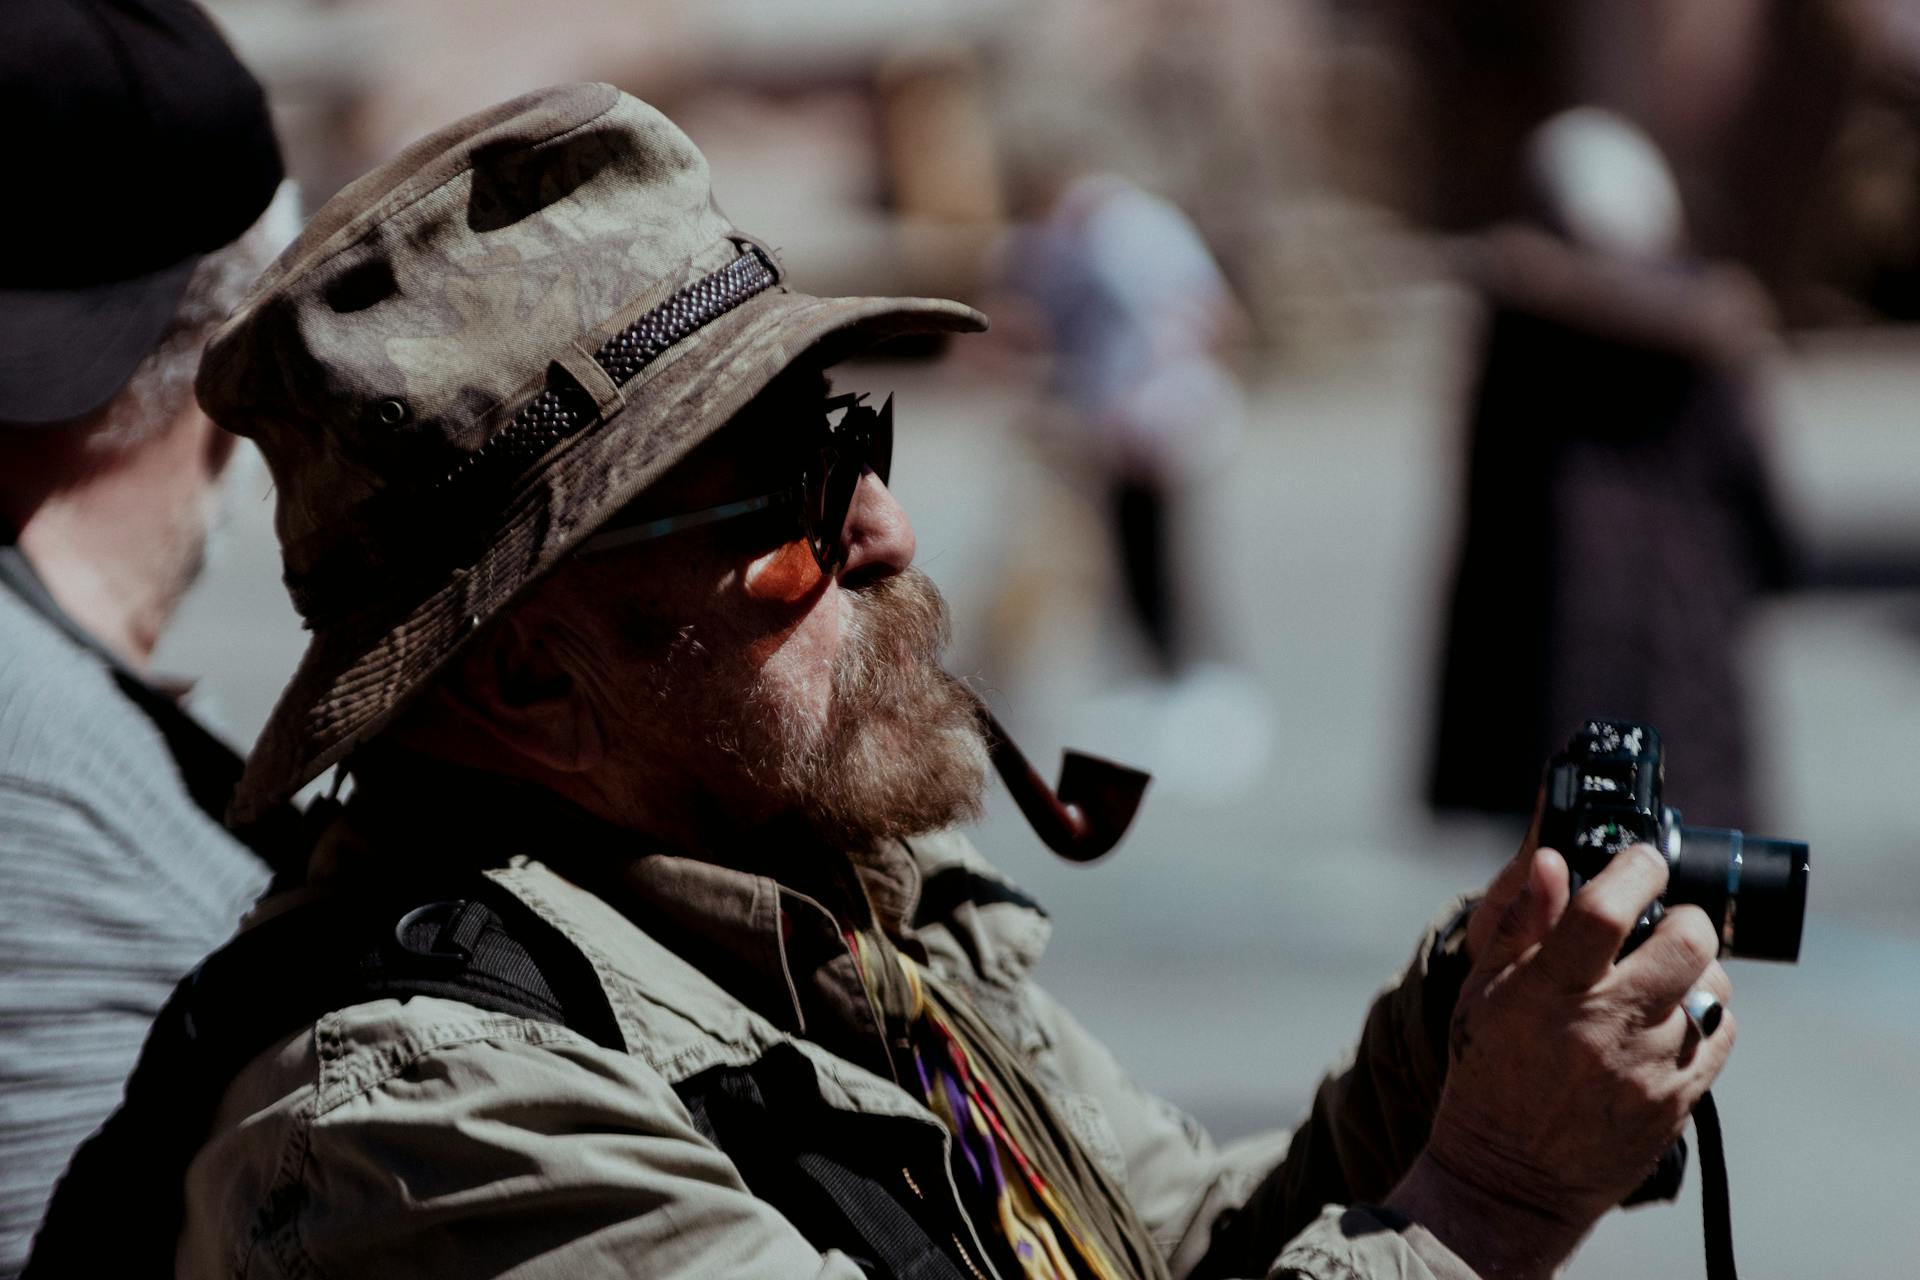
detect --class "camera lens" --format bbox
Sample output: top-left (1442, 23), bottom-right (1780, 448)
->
top-left (1670, 827), bottom-right (1810, 962)
top-left (1731, 835), bottom-right (1811, 961)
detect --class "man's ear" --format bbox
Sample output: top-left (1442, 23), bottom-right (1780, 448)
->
top-left (441, 612), bottom-right (606, 775)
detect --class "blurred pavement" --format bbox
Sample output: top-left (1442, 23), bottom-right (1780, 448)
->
top-left (158, 290), bottom-right (1920, 1278)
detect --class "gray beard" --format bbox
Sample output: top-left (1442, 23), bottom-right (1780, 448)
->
top-left (766, 567), bottom-right (990, 848)
top-left (627, 566), bottom-right (991, 852)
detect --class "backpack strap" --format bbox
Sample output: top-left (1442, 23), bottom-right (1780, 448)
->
top-left (678, 1047), bottom-right (976, 1280)
top-left (23, 873), bottom-right (622, 1277)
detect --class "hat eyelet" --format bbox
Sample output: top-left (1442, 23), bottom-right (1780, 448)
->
top-left (373, 398), bottom-right (410, 426)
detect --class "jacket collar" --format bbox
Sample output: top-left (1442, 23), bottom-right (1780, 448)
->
top-left (334, 763), bottom-right (1050, 1069)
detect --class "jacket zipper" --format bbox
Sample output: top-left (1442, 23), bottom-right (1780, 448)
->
top-left (900, 1162), bottom-right (993, 1280)
top-left (920, 1138), bottom-right (1006, 1280)
top-left (951, 1232), bottom-right (990, 1280)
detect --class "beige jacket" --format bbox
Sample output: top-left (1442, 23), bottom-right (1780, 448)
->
top-left (178, 828), bottom-right (1479, 1280)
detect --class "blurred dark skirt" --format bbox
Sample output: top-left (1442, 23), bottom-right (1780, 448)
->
top-left (1427, 304), bottom-right (1791, 830)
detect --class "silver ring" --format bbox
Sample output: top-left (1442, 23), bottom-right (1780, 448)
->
top-left (1681, 989), bottom-right (1725, 1037)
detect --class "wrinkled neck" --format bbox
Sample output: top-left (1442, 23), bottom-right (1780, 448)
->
top-left (2, 409), bottom-right (228, 671)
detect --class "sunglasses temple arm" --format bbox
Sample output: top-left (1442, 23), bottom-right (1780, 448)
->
top-left (963, 687), bottom-right (1152, 862)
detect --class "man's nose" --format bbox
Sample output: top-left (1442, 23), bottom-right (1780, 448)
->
top-left (835, 470), bottom-right (915, 588)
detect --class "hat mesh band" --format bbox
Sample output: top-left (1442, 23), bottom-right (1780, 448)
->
top-left (289, 245), bottom-right (777, 623)
top-left (430, 246), bottom-right (777, 497)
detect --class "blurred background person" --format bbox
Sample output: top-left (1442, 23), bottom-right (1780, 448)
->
top-left (0, 1), bottom-right (291, 1270)
top-left (999, 171), bottom-right (1247, 681)
top-left (988, 167), bottom-right (1278, 795)
top-left (1368, 0), bottom-right (1914, 836)
top-left (1426, 109), bottom-right (1794, 830)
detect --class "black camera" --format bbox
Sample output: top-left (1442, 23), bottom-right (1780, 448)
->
top-left (1539, 720), bottom-right (1809, 962)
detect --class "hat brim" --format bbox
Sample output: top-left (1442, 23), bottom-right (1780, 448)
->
top-left (230, 286), bottom-right (986, 825)
top-left (0, 258), bottom-right (198, 425)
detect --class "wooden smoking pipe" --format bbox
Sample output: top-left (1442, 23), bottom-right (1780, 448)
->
top-left (964, 688), bottom-right (1151, 862)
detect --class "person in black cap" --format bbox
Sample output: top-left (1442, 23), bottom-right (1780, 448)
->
top-left (0, 0), bottom-right (291, 1269)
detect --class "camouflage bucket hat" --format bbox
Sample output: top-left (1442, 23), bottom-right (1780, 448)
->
top-left (201, 83), bottom-right (986, 825)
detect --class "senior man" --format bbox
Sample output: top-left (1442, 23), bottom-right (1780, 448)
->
top-left (44, 86), bottom-right (1732, 1280)
top-left (0, 0), bottom-right (291, 1270)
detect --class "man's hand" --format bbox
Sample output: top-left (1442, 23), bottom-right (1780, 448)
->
top-left (1389, 840), bottom-right (1736, 1278)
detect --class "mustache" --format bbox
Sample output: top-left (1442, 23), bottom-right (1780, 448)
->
top-left (832, 567), bottom-right (965, 709)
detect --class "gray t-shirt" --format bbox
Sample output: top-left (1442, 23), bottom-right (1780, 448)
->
top-left (0, 557), bottom-right (267, 1275)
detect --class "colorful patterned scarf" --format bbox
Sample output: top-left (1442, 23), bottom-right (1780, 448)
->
top-left (849, 932), bottom-right (1169, 1280)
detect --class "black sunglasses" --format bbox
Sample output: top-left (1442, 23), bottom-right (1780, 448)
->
top-left (577, 391), bottom-right (894, 574)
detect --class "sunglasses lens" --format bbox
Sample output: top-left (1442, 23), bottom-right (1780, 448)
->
top-left (869, 395), bottom-right (893, 487)
top-left (803, 395), bottom-right (894, 573)
top-left (815, 454), bottom-right (861, 573)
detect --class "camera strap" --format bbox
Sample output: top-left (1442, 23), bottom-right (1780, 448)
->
top-left (1695, 1090), bottom-right (1737, 1280)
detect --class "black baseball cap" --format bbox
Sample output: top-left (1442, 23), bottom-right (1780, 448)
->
top-left (0, 0), bottom-right (284, 426)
